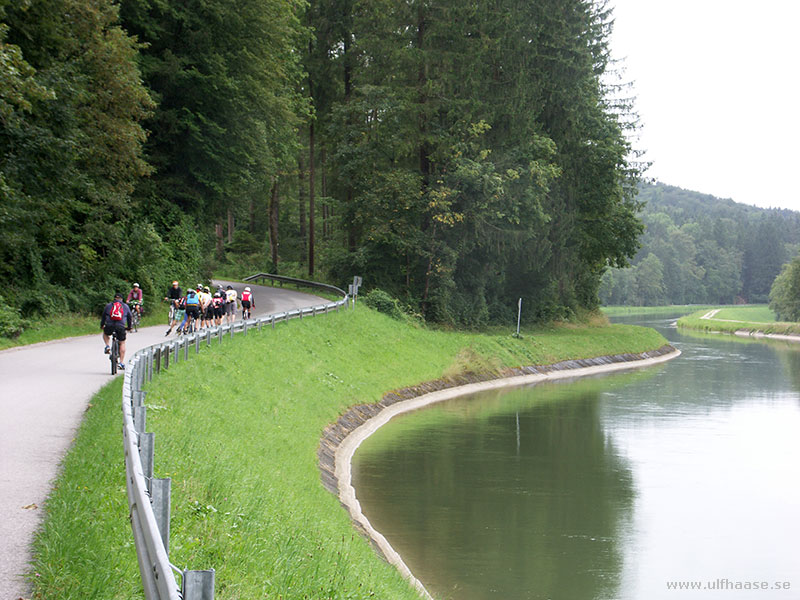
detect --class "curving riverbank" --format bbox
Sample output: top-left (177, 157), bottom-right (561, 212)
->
top-left (679, 307), bottom-right (800, 341)
top-left (319, 344), bottom-right (680, 597)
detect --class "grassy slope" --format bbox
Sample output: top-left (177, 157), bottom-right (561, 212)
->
top-left (678, 305), bottom-right (800, 336)
top-left (601, 305), bottom-right (713, 317)
top-left (30, 307), bottom-right (667, 600)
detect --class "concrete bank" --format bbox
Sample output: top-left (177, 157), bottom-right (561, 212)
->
top-left (734, 330), bottom-right (800, 343)
top-left (318, 344), bottom-right (680, 598)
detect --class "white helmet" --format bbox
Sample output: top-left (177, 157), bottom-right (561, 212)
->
top-left (245, 287), bottom-right (250, 291)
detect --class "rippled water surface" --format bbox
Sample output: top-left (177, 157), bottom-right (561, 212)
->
top-left (352, 317), bottom-right (800, 599)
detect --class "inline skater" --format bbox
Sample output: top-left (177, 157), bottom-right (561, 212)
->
top-left (241, 286), bottom-right (254, 319)
top-left (212, 289), bottom-right (225, 326)
top-left (164, 281), bottom-right (182, 335)
top-left (183, 287), bottom-right (201, 333)
top-left (225, 285), bottom-right (238, 324)
top-left (198, 285), bottom-right (213, 330)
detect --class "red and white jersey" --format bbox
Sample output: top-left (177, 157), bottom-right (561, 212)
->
top-left (242, 291), bottom-right (252, 302)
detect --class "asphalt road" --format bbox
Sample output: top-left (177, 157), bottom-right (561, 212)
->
top-left (0, 280), bottom-right (326, 599)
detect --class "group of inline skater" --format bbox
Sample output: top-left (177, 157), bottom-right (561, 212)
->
top-left (164, 281), bottom-right (255, 336)
top-left (99, 280), bottom-right (255, 371)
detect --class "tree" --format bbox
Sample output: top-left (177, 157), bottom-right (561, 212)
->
top-left (119, 0), bottom-right (308, 231)
top-left (1, 0), bottom-right (154, 313)
top-left (769, 254), bottom-right (800, 322)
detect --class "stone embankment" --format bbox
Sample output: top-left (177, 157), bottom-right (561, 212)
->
top-left (318, 343), bottom-right (680, 598)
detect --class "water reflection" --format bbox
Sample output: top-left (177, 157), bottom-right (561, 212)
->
top-left (354, 379), bottom-right (640, 600)
top-left (352, 317), bottom-right (800, 599)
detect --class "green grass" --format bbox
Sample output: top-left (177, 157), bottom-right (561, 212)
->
top-left (29, 378), bottom-right (141, 599)
top-left (601, 305), bottom-right (714, 317)
top-left (713, 305), bottom-right (776, 323)
top-left (678, 305), bottom-right (800, 336)
top-left (30, 306), bottom-right (668, 600)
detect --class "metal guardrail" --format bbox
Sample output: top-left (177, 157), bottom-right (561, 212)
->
top-left (243, 273), bottom-right (347, 299)
top-left (122, 283), bottom-right (350, 600)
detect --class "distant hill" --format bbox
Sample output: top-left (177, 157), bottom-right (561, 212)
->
top-left (599, 182), bottom-right (800, 306)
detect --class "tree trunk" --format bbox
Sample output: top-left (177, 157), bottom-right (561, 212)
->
top-left (321, 147), bottom-right (328, 239)
top-left (308, 119), bottom-right (316, 277)
top-left (249, 198), bottom-right (255, 234)
top-left (215, 221), bottom-right (224, 257)
top-left (268, 179), bottom-right (279, 271)
top-left (298, 153), bottom-right (307, 263)
top-left (227, 207), bottom-right (234, 243)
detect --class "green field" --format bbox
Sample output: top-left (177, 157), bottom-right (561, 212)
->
top-left (30, 306), bottom-right (668, 599)
top-left (600, 305), bottom-right (713, 318)
top-left (678, 305), bottom-right (800, 336)
top-left (712, 305), bottom-right (776, 323)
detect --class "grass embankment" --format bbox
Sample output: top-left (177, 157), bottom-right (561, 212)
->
top-left (678, 305), bottom-right (800, 336)
top-left (601, 305), bottom-right (713, 318)
top-left (30, 307), bottom-right (667, 599)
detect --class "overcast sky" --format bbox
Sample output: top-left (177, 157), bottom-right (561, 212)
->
top-left (609, 0), bottom-right (800, 211)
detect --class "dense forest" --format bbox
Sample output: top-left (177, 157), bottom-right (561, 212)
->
top-left (3, 0), bottom-right (643, 327)
top-left (600, 182), bottom-right (800, 306)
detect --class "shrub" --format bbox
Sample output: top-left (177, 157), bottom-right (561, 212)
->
top-left (0, 296), bottom-right (26, 338)
top-left (362, 288), bottom-right (415, 323)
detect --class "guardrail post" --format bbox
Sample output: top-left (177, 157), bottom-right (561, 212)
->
top-left (271, 315), bottom-right (275, 329)
top-left (133, 390), bottom-right (146, 408)
top-left (243, 321), bottom-right (248, 335)
top-left (183, 569), bottom-right (215, 600)
top-left (218, 326), bottom-right (223, 345)
top-left (134, 405), bottom-right (146, 434)
top-left (139, 432), bottom-right (155, 492)
top-left (151, 478), bottom-right (171, 553)
top-left (164, 344), bottom-right (170, 370)
top-left (154, 347), bottom-right (161, 374)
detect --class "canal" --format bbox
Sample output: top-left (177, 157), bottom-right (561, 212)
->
top-left (351, 316), bottom-right (800, 599)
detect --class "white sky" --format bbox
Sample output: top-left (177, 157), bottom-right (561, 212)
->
top-left (609, 0), bottom-right (800, 211)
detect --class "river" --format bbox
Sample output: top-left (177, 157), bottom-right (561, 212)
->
top-left (351, 316), bottom-right (800, 599)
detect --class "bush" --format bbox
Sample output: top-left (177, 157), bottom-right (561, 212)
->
top-left (0, 296), bottom-right (26, 338)
top-left (362, 288), bottom-right (423, 326)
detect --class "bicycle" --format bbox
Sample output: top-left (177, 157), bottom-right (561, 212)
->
top-left (109, 330), bottom-right (121, 375)
top-left (129, 301), bottom-right (142, 332)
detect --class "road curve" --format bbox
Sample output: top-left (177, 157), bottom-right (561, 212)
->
top-left (0, 280), bottom-right (326, 599)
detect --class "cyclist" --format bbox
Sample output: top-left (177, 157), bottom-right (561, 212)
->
top-left (164, 280), bottom-right (182, 335)
top-left (127, 283), bottom-right (143, 319)
top-left (241, 286), bottom-right (254, 319)
top-left (101, 293), bottom-right (132, 370)
top-left (225, 285), bottom-right (238, 324)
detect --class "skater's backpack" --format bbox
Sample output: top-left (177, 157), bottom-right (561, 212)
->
top-left (110, 301), bottom-right (124, 321)
top-left (186, 290), bottom-right (199, 306)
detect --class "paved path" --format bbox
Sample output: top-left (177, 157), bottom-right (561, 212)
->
top-left (0, 280), bottom-right (325, 600)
